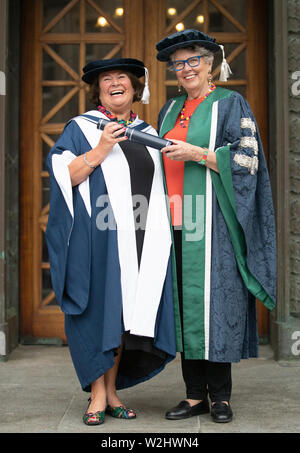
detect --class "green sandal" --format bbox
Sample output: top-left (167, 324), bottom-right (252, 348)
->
top-left (106, 405), bottom-right (136, 419)
top-left (83, 398), bottom-right (105, 426)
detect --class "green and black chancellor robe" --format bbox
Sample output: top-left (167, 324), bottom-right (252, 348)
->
top-left (158, 87), bottom-right (276, 363)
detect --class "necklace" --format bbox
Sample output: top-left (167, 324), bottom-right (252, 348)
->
top-left (98, 104), bottom-right (137, 126)
top-left (179, 83), bottom-right (216, 128)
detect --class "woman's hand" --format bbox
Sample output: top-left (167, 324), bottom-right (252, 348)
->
top-left (95, 121), bottom-right (128, 156)
top-left (161, 139), bottom-right (219, 173)
top-left (69, 122), bottom-right (128, 187)
top-left (161, 139), bottom-right (205, 162)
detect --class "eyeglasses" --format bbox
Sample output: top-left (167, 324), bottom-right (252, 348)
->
top-left (169, 55), bottom-right (203, 72)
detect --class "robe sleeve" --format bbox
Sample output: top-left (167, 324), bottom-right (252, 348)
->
top-left (46, 120), bottom-right (92, 314)
top-left (47, 121), bottom-right (81, 212)
top-left (211, 93), bottom-right (276, 310)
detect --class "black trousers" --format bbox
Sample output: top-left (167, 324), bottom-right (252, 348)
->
top-left (173, 228), bottom-right (232, 402)
top-left (181, 356), bottom-right (232, 402)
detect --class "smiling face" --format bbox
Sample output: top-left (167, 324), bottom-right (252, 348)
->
top-left (98, 70), bottom-right (135, 116)
top-left (171, 48), bottom-right (213, 100)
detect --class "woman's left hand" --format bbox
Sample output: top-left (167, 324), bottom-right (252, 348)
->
top-left (161, 139), bottom-right (203, 162)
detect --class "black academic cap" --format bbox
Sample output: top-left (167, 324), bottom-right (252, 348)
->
top-left (156, 29), bottom-right (220, 62)
top-left (82, 58), bottom-right (146, 84)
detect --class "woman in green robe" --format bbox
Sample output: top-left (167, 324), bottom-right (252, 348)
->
top-left (156, 29), bottom-right (276, 423)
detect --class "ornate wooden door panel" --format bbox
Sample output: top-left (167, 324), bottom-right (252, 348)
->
top-left (21, 0), bottom-right (269, 341)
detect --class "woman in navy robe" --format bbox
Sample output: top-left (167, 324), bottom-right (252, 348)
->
top-left (46, 58), bottom-right (176, 425)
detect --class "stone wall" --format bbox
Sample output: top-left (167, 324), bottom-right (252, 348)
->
top-left (0, 0), bottom-right (8, 360)
top-left (0, 0), bottom-right (20, 360)
top-left (289, 0), bottom-right (300, 317)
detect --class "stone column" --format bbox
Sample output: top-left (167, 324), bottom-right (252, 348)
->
top-left (0, 0), bottom-right (8, 360)
top-left (288, 0), bottom-right (300, 357)
top-left (289, 1), bottom-right (300, 320)
top-left (0, 0), bottom-right (20, 360)
top-left (269, 0), bottom-right (300, 361)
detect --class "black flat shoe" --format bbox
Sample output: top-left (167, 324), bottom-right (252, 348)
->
top-left (211, 402), bottom-right (233, 423)
top-left (165, 399), bottom-right (210, 420)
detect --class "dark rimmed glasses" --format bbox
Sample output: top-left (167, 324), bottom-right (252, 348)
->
top-left (169, 55), bottom-right (203, 72)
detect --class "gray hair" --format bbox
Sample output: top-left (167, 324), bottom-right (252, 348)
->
top-left (194, 45), bottom-right (214, 64)
top-left (170, 45), bottom-right (214, 64)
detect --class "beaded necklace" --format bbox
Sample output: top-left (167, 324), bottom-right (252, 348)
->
top-left (98, 104), bottom-right (137, 126)
top-left (179, 83), bottom-right (216, 128)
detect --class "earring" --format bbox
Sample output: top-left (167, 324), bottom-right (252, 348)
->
top-left (178, 83), bottom-right (182, 93)
top-left (208, 73), bottom-right (212, 83)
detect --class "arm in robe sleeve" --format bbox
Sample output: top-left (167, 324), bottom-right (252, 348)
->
top-left (46, 120), bottom-right (92, 314)
top-left (211, 92), bottom-right (276, 310)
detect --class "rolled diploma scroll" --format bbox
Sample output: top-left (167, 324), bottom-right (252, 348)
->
top-left (97, 118), bottom-right (173, 151)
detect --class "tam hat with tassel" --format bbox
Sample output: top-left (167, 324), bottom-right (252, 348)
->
top-left (156, 29), bottom-right (232, 82)
top-left (82, 57), bottom-right (150, 104)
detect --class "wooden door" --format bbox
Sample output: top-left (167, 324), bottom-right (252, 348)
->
top-left (20, 0), bottom-right (269, 342)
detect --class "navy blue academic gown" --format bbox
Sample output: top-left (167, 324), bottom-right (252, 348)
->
top-left (46, 111), bottom-right (176, 391)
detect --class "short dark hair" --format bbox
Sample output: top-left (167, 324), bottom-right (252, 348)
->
top-left (88, 71), bottom-right (145, 107)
